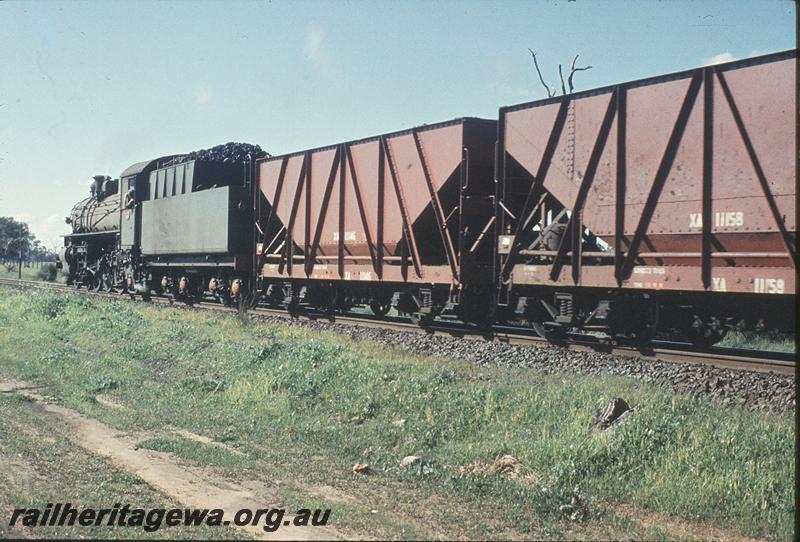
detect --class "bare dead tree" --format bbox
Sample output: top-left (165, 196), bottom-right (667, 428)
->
top-left (567, 54), bottom-right (593, 93)
top-left (528, 50), bottom-right (593, 96)
top-left (528, 48), bottom-right (555, 97)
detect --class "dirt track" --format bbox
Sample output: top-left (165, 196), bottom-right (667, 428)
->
top-left (0, 380), bottom-right (344, 541)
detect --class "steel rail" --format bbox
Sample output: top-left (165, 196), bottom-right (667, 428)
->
top-left (0, 277), bottom-right (794, 376)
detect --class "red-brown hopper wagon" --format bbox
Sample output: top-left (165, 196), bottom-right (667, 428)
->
top-left (496, 50), bottom-right (796, 345)
top-left (255, 118), bottom-right (497, 324)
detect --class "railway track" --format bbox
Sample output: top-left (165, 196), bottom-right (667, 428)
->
top-left (1, 277), bottom-right (794, 376)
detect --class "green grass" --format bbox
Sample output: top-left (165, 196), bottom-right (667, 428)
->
top-left (719, 329), bottom-right (795, 353)
top-left (137, 436), bottom-right (247, 469)
top-left (0, 394), bottom-right (245, 540)
top-left (1, 263), bottom-right (43, 281)
top-left (0, 289), bottom-right (794, 540)
top-left (0, 262), bottom-right (63, 283)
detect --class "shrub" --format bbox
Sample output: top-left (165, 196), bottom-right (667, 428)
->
top-left (36, 263), bottom-right (58, 282)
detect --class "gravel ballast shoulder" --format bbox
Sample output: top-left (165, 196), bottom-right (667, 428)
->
top-left (248, 313), bottom-right (795, 412)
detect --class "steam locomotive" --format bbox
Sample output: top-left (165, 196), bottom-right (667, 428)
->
top-left (59, 145), bottom-right (262, 306)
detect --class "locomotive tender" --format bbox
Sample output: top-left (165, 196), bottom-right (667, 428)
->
top-left (59, 51), bottom-right (796, 346)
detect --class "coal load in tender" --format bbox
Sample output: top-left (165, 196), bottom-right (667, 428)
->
top-left (168, 142), bottom-right (270, 166)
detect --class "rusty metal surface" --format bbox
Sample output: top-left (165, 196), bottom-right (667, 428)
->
top-left (510, 263), bottom-right (795, 295)
top-left (256, 118), bottom-right (497, 285)
top-left (499, 50), bottom-right (797, 293)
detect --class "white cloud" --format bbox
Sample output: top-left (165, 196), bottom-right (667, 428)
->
top-left (305, 26), bottom-right (325, 65)
top-left (304, 25), bottom-right (336, 78)
top-left (193, 84), bottom-right (212, 106)
top-left (703, 52), bottom-right (737, 66)
top-left (494, 82), bottom-right (537, 100)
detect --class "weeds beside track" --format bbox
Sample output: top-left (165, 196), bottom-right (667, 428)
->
top-left (0, 287), bottom-right (794, 539)
top-left (0, 278), bottom-right (794, 376)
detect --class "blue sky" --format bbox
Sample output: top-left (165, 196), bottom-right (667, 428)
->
top-left (0, 0), bottom-right (795, 248)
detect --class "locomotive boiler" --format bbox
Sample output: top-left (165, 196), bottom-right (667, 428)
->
top-left (59, 175), bottom-right (121, 289)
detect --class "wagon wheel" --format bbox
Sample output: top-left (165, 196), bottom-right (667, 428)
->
top-left (610, 326), bottom-right (656, 346)
top-left (526, 298), bottom-right (566, 342)
top-left (410, 309), bottom-right (438, 327)
top-left (531, 321), bottom-right (567, 342)
top-left (286, 300), bottom-right (301, 318)
top-left (607, 294), bottom-right (659, 346)
top-left (493, 304), bottom-right (512, 325)
top-left (262, 284), bottom-right (282, 308)
top-left (369, 299), bottom-right (391, 317)
top-left (685, 315), bottom-right (727, 348)
top-left (609, 303), bottom-right (658, 346)
top-left (335, 299), bottom-right (354, 315)
top-left (455, 289), bottom-right (496, 330)
top-left (308, 289), bottom-right (337, 319)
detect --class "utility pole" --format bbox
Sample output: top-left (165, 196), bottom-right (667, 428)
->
top-left (6, 237), bottom-right (26, 279)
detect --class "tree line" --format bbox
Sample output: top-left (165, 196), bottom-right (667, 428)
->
top-left (0, 216), bottom-right (56, 266)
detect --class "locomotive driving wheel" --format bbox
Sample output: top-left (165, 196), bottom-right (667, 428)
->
top-left (91, 271), bottom-right (112, 292)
